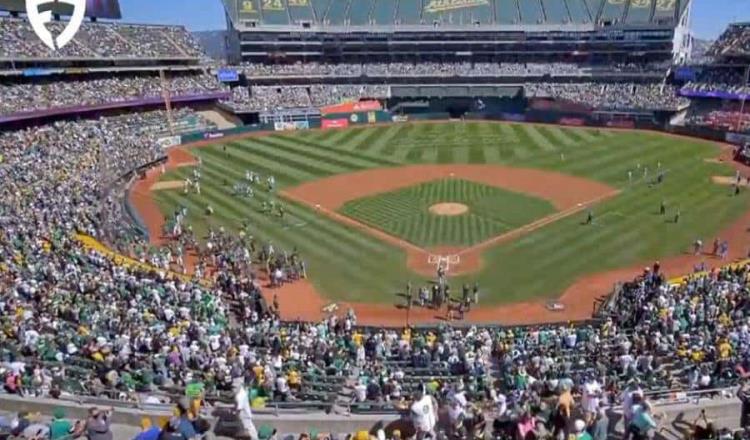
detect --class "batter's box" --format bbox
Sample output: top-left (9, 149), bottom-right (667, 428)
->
top-left (428, 254), bottom-right (460, 271)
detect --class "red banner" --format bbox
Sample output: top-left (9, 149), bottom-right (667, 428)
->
top-left (321, 100), bottom-right (381, 115)
top-left (559, 117), bottom-right (586, 126)
top-left (321, 118), bottom-right (349, 129)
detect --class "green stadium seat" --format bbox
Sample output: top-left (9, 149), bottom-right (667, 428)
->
top-left (565, 0), bottom-right (593, 23)
top-left (599, 0), bottom-right (626, 23)
top-left (350, 0), bottom-right (376, 25)
top-left (652, 0), bottom-right (677, 22)
top-left (625, 0), bottom-right (653, 23)
top-left (289, 0), bottom-right (316, 23)
top-left (395, 0), bottom-right (422, 25)
top-left (422, 0), bottom-right (494, 26)
top-left (310, 0), bottom-right (333, 23)
top-left (260, 0), bottom-right (290, 24)
top-left (518, 0), bottom-right (544, 24)
top-left (495, 0), bottom-right (520, 24)
top-left (326, 0), bottom-right (350, 25)
top-left (541, 0), bottom-right (571, 23)
top-left (371, 0), bottom-right (397, 24)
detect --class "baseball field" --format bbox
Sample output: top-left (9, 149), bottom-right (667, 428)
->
top-left (141, 121), bottom-right (749, 318)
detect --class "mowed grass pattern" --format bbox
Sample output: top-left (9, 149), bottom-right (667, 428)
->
top-left (340, 178), bottom-right (557, 247)
top-left (153, 122), bottom-right (750, 305)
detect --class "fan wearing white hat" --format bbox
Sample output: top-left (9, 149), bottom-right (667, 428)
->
top-left (572, 419), bottom-right (592, 440)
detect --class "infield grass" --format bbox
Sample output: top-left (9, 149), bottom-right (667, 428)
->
top-left (152, 122), bottom-right (749, 305)
top-left (340, 178), bottom-right (557, 247)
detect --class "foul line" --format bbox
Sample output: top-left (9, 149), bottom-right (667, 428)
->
top-left (457, 189), bottom-right (621, 257)
top-left (283, 189), bottom-right (621, 262)
top-left (280, 190), bottom-right (428, 255)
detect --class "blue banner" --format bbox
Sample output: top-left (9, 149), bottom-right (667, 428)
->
top-left (23, 68), bottom-right (57, 77)
top-left (679, 88), bottom-right (750, 101)
top-left (217, 69), bottom-right (239, 82)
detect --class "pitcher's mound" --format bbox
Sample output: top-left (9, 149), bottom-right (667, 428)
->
top-left (429, 203), bottom-right (469, 216)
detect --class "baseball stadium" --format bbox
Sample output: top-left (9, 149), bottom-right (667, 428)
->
top-left (2, 0), bottom-right (750, 439)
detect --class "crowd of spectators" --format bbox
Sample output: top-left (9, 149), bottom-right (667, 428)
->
top-left (242, 62), bottom-right (585, 77)
top-left (240, 62), bottom-right (668, 78)
top-left (710, 23), bottom-right (750, 59)
top-left (686, 101), bottom-right (750, 133)
top-left (525, 82), bottom-right (688, 110)
top-left (0, 16), bottom-right (204, 60)
top-left (221, 81), bottom-right (687, 112)
top-left (0, 74), bottom-right (223, 116)
top-left (223, 85), bottom-right (389, 112)
top-left (682, 67), bottom-right (750, 97)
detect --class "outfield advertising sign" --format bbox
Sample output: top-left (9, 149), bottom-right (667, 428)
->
top-left (320, 100), bottom-right (382, 115)
top-left (727, 132), bottom-right (750, 145)
top-left (156, 136), bottom-right (181, 149)
top-left (273, 121), bottom-right (310, 131)
top-left (321, 118), bottom-right (349, 129)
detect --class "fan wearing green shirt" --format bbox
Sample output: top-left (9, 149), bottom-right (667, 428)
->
top-left (49, 408), bottom-right (74, 440)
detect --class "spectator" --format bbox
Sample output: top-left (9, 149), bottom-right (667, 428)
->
top-left (85, 407), bottom-right (114, 440)
top-left (49, 408), bottom-right (74, 440)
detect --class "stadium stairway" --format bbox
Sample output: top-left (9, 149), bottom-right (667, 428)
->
top-left (670, 109), bottom-right (688, 126)
top-left (198, 109), bottom-right (240, 130)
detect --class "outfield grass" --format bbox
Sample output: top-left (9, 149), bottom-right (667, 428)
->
top-left (152, 122), bottom-right (749, 305)
top-left (340, 178), bottom-right (557, 247)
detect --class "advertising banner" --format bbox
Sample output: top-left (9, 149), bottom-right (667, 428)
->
top-left (156, 136), bottom-right (181, 149)
top-left (321, 100), bottom-right (382, 115)
top-left (679, 88), bottom-right (750, 101)
top-left (727, 132), bottom-right (750, 145)
top-left (203, 132), bottom-right (225, 140)
top-left (273, 121), bottom-right (310, 131)
top-left (217, 68), bottom-right (240, 82)
top-left (559, 117), bottom-right (586, 126)
top-left (392, 115), bottom-right (409, 123)
top-left (321, 118), bottom-right (349, 129)
top-left (367, 111), bottom-right (377, 124)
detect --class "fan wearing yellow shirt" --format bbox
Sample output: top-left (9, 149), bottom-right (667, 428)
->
top-left (718, 340), bottom-right (732, 360)
top-left (252, 363), bottom-right (265, 384)
top-left (690, 349), bottom-right (705, 363)
top-left (352, 331), bottom-right (363, 347)
top-left (287, 369), bottom-right (301, 392)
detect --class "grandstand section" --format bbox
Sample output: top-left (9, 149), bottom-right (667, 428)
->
top-left (224, 0), bottom-right (692, 63)
top-left (0, 17), bottom-right (204, 70)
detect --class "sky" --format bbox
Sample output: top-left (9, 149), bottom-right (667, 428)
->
top-left (117, 0), bottom-right (750, 40)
